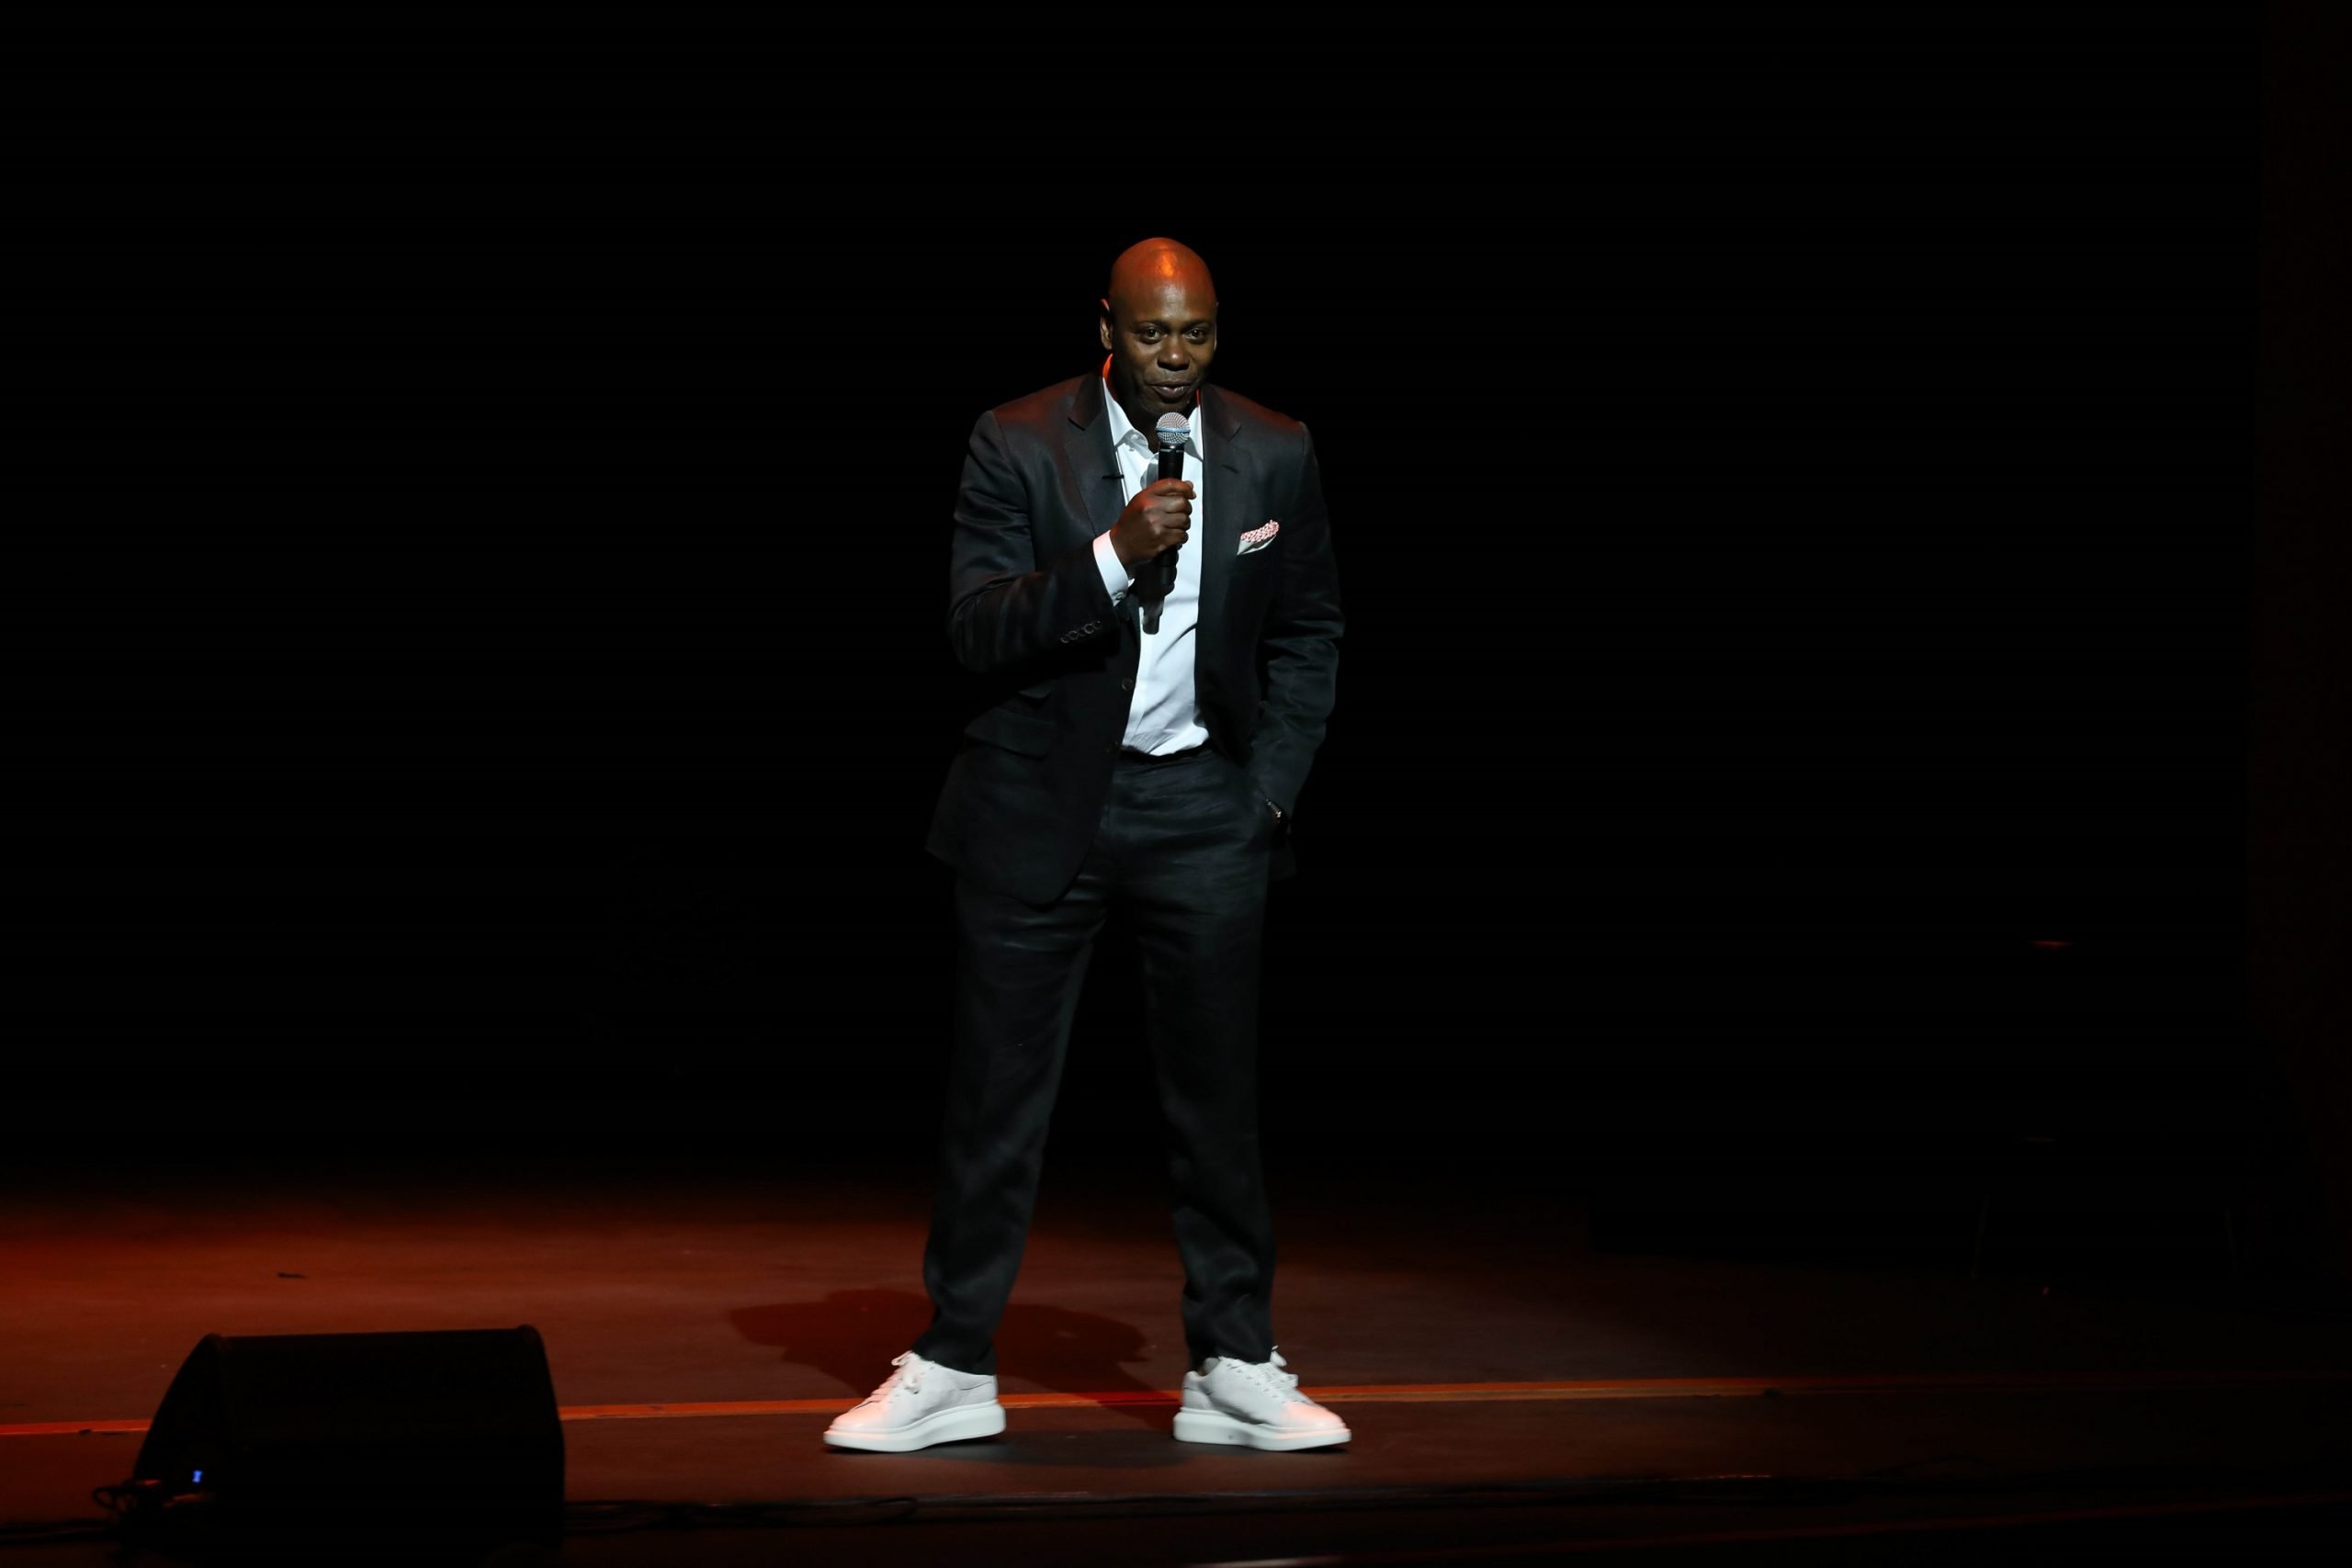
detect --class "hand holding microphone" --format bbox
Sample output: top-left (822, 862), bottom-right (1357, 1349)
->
top-left (1113, 413), bottom-right (1195, 633)
top-left (1110, 478), bottom-right (1192, 561)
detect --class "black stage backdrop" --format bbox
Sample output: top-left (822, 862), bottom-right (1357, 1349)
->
top-left (9, 14), bottom-right (2278, 1205)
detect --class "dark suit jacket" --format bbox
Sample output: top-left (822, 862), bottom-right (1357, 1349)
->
top-left (925, 371), bottom-right (1343, 905)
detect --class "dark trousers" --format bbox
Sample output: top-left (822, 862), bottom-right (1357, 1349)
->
top-left (910, 743), bottom-right (1278, 1377)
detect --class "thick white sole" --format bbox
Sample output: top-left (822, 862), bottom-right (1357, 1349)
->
top-left (823, 1399), bottom-right (1006, 1452)
top-left (1173, 1406), bottom-right (1351, 1451)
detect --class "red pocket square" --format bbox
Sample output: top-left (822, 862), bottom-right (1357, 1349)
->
top-left (1238, 519), bottom-right (1280, 553)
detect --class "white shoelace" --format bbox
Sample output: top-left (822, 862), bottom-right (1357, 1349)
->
top-left (1256, 1364), bottom-right (1305, 1402)
top-left (1218, 1354), bottom-right (1307, 1404)
top-left (865, 1350), bottom-right (923, 1404)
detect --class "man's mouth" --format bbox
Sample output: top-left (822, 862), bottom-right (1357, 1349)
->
top-left (1149, 382), bottom-right (1193, 398)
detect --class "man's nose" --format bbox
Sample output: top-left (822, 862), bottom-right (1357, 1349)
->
top-left (1158, 342), bottom-right (1190, 369)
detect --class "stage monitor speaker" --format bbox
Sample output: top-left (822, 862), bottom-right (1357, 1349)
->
top-left (118, 1325), bottom-right (563, 1558)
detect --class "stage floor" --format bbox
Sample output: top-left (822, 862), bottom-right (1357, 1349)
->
top-left (4, 1151), bottom-right (2349, 1563)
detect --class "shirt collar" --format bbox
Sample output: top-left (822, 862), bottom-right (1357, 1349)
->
top-left (1101, 358), bottom-right (1200, 454)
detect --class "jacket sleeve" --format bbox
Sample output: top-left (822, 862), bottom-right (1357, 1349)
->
top-left (1247, 423), bottom-right (1344, 816)
top-left (946, 409), bottom-right (1121, 673)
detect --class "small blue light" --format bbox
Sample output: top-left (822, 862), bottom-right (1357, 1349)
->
top-left (191, 1469), bottom-right (203, 1483)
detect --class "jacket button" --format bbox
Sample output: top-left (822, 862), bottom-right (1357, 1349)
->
top-left (1119, 677), bottom-right (1133, 692)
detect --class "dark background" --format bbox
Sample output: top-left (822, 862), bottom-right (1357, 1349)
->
top-left (10, 10), bottom-right (2310, 1266)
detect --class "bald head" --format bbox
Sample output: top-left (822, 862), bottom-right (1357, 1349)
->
top-left (1104, 237), bottom-right (1216, 312)
top-left (1099, 237), bottom-right (1220, 430)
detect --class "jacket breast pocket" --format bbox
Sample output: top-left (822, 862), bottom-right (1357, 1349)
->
top-left (961, 703), bottom-right (1058, 757)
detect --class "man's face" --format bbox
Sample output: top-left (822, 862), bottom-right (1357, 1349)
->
top-left (1099, 273), bottom-right (1218, 432)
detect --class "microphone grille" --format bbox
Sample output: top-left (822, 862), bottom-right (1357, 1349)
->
top-left (1154, 412), bottom-right (1191, 449)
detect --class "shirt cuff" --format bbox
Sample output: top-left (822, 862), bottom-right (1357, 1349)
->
top-left (1092, 529), bottom-right (1133, 603)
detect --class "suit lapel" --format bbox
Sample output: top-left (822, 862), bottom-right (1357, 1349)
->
top-left (1061, 374), bottom-right (1125, 550)
top-left (1195, 384), bottom-right (1249, 681)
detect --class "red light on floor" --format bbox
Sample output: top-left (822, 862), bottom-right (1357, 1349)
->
top-left (2029, 939), bottom-right (2074, 950)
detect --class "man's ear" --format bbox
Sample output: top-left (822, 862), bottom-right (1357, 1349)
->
top-left (1098, 299), bottom-right (1114, 353)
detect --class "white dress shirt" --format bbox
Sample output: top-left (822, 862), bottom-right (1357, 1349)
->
top-left (1091, 368), bottom-right (1213, 756)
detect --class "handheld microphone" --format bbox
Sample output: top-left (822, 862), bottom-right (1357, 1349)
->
top-left (1142, 412), bottom-right (1190, 634)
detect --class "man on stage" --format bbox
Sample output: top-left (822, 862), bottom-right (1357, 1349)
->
top-left (824, 237), bottom-right (1347, 1453)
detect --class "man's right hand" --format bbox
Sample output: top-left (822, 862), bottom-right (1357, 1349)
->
top-left (1110, 479), bottom-right (1194, 570)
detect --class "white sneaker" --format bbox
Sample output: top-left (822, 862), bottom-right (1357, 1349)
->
top-left (1174, 1347), bottom-right (1351, 1451)
top-left (823, 1350), bottom-right (1006, 1452)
